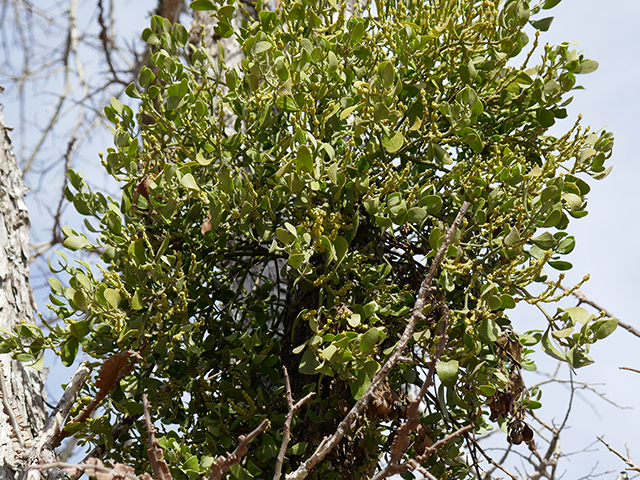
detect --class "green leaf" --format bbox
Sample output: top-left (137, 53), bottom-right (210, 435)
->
top-left (422, 195), bottom-right (443, 214)
top-left (63, 235), bottom-right (92, 251)
top-left (360, 328), bottom-right (380, 354)
top-left (125, 83), bottom-right (142, 99)
top-left (537, 108), bottom-right (555, 127)
top-left (548, 260), bottom-right (572, 271)
top-left (530, 16), bottom-right (554, 31)
top-left (348, 313), bottom-right (361, 328)
top-left (276, 95), bottom-right (299, 112)
top-left (379, 62), bottom-right (395, 88)
top-left (436, 359), bottom-right (459, 387)
top-left (459, 58), bottom-right (477, 85)
top-left (351, 21), bottom-right (364, 44)
top-left (592, 165), bottom-right (612, 180)
top-left (541, 330), bottom-right (565, 361)
top-left (563, 307), bottom-right (591, 324)
top-left (500, 294), bottom-right (516, 309)
top-left (578, 60), bottom-right (599, 74)
top-left (340, 103), bottom-right (361, 120)
top-left (542, 0), bottom-right (562, 8)
top-left (407, 207), bottom-right (427, 224)
top-left (504, 227), bottom-right (520, 247)
top-left (110, 97), bottom-right (124, 115)
top-left (196, 153), bottom-right (212, 166)
top-left (531, 232), bottom-right (556, 249)
top-left (253, 41), bottom-right (272, 54)
top-left (49, 277), bottom-right (64, 295)
top-left (457, 127), bottom-right (483, 153)
top-left (327, 51), bottom-right (339, 73)
top-left (190, 0), bottom-right (216, 10)
top-left (480, 318), bottom-right (500, 342)
top-left (296, 145), bottom-right (313, 174)
top-left (181, 173), bottom-right (200, 191)
top-left (69, 320), bottom-right (91, 338)
top-left (61, 337), bottom-right (79, 367)
top-left (592, 318), bottom-right (618, 339)
top-left (104, 288), bottom-right (121, 309)
top-left (299, 348), bottom-right (321, 375)
top-left (288, 253), bottom-right (305, 270)
top-left (363, 197), bottom-right (379, 215)
top-left (334, 236), bottom-right (348, 266)
top-left (290, 442), bottom-right (309, 455)
top-left (131, 290), bottom-right (143, 311)
top-left (487, 295), bottom-right (502, 311)
top-left (349, 359), bottom-right (380, 399)
top-left (432, 143), bottom-right (453, 165)
top-left (479, 385), bottom-right (496, 396)
top-left (552, 327), bottom-right (574, 339)
top-left (566, 347), bottom-right (594, 368)
top-left (382, 131), bottom-right (404, 153)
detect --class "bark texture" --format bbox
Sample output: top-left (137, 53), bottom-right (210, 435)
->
top-left (0, 105), bottom-right (47, 480)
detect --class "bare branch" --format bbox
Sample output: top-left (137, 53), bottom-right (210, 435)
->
top-left (369, 424), bottom-right (474, 480)
top-left (273, 367), bottom-right (315, 480)
top-left (208, 419), bottom-right (270, 480)
top-left (33, 362), bottom-right (91, 446)
top-left (285, 202), bottom-right (470, 480)
top-left (27, 362), bottom-right (91, 480)
top-left (389, 304), bottom-right (450, 465)
top-left (143, 394), bottom-right (172, 480)
top-left (597, 436), bottom-right (640, 472)
top-left (620, 366), bottom-right (640, 375)
top-left (30, 459), bottom-right (140, 480)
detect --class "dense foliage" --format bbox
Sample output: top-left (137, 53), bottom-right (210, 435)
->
top-left (2, 0), bottom-right (617, 478)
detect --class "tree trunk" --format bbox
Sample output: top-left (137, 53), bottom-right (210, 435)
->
top-left (0, 105), bottom-right (47, 480)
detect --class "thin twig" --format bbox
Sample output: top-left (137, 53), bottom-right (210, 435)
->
top-left (620, 366), bottom-right (640, 375)
top-left (597, 436), bottom-right (640, 472)
top-left (208, 419), bottom-right (270, 480)
top-left (285, 202), bottom-right (470, 480)
top-left (15, 0), bottom-right (54, 21)
top-left (273, 367), bottom-right (315, 480)
top-left (472, 441), bottom-right (519, 480)
top-left (389, 304), bottom-right (450, 465)
top-left (369, 424), bottom-right (474, 480)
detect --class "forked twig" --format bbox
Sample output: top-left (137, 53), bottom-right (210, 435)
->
top-left (273, 367), bottom-right (315, 480)
top-left (597, 436), bottom-right (640, 472)
top-left (208, 419), bottom-right (270, 480)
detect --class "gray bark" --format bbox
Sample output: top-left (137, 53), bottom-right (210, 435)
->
top-left (0, 105), bottom-right (47, 479)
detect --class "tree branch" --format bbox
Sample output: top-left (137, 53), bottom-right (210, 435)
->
top-left (143, 394), bottom-right (172, 480)
top-left (273, 367), bottom-right (315, 480)
top-left (597, 436), bottom-right (640, 472)
top-left (208, 419), bottom-right (270, 480)
top-left (27, 362), bottom-right (91, 480)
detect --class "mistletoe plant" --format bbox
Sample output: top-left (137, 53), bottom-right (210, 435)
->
top-left (2, 0), bottom-right (617, 479)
